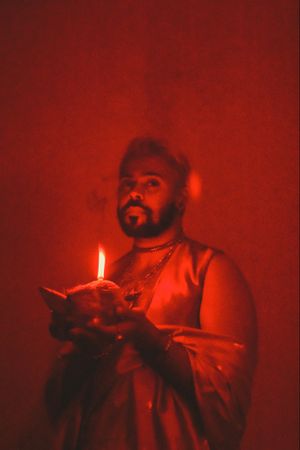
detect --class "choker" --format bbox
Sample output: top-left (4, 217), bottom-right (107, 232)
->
top-left (132, 234), bottom-right (184, 253)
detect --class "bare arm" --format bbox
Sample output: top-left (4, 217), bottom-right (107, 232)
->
top-left (200, 253), bottom-right (257, 361)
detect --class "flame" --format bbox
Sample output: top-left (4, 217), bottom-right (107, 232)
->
top-left (97, 246), bottom-right (105, 279)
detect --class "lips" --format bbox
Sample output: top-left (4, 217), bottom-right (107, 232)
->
top-left (125, 206), bottom-right (147, 215)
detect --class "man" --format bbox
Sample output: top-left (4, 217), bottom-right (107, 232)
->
top-left (45, 137), bottom-right (257, 450)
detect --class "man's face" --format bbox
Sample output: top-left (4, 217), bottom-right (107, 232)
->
top-left (117, 155), bottom-right (182, 238)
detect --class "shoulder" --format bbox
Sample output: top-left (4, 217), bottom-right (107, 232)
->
top-left (182, 237), bottom-right (246, 280)
top-left (180, 236), bottom-right (221, 258)
top-left (205, 252), bottom-right (250, 288)
top-left (178, 236), bottom-right (223, 275)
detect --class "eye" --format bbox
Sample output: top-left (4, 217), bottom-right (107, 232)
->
top-left (119, 179), bottom-right (135, 191)
top-left (146, 178), bottom-right (160, 188)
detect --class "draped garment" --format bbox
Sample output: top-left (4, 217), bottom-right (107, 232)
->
top-left (21, 238), bottom-right (256, 450)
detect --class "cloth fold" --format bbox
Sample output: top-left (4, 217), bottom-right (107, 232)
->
top-left (166, 326), bottom-right (255, 450)
top-left (18, 327), bottom-right (254, 450)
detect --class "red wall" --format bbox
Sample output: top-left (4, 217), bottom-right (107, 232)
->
top-left (1, 1), bottom-right (298, 449)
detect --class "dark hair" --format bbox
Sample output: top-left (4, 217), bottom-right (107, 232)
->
top-left (119, 137), bottom-right (190, 190)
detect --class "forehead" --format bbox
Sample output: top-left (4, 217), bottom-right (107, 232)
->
top-left (120, 155), bottom-right (178, 182)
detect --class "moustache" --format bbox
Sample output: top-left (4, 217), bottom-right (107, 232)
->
top-left (120, 199), bottom-right (151, 214)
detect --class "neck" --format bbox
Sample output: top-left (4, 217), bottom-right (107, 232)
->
top-left (133, 221), bottom-right (183, 250)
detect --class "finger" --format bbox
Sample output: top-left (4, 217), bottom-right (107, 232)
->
top-left (86, 320), bottom-right (119, 336)
top-left (86, 320), bottom-right (131, 342)
top-left (69, 327), bottom-right (95, 340)
top-left (115, 305), bottom-right (145, 320)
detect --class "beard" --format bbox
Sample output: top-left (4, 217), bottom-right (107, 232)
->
top-left (117, 200), bottom-right (179, 238)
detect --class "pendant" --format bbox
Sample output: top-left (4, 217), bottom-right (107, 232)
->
top-left (123, 286), bottom-right (143, 307)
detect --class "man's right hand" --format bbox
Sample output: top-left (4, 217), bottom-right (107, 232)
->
top-left (49, 310), bottom-right (116, 355)
top-left (49, 311), bottom-right (74, 341)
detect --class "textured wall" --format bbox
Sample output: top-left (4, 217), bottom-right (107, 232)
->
top-left (1, 1), bottom-right (298, 449)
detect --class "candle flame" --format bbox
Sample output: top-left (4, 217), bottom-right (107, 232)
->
top-left (97, 247), bottom-right (105, 279)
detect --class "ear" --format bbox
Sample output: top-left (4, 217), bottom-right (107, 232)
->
top-left (175, 187), bottom-right (188, 214)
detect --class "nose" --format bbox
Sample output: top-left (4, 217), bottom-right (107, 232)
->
top-left (129, 190), bottom-right (144, 201)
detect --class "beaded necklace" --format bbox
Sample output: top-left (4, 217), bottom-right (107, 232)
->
top-left (132, 234), bottom-right (184, 253)
top-left (119, 235), bottom-right (184, 307)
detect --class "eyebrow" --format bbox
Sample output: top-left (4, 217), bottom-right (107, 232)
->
top-left (143, 172), bottom-right (163, 177)
top-left (120, 172), bottom-right (163, 179)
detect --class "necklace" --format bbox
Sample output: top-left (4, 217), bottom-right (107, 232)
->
top-left (132, 233), bottom-right (184, 253)
top-left (118, 236), bottom-right (184, 306)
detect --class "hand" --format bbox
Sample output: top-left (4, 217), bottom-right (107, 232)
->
top-left (81, 304), bottom-right (168, 356)
top-left (49, 311), bottom-right (74, 341)
top-left (63, 303), bottom-right (149, 356)
top-left (48, 309), bottom-right (114, 354)
top-left (85, 305), bottom-right (148, 342)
